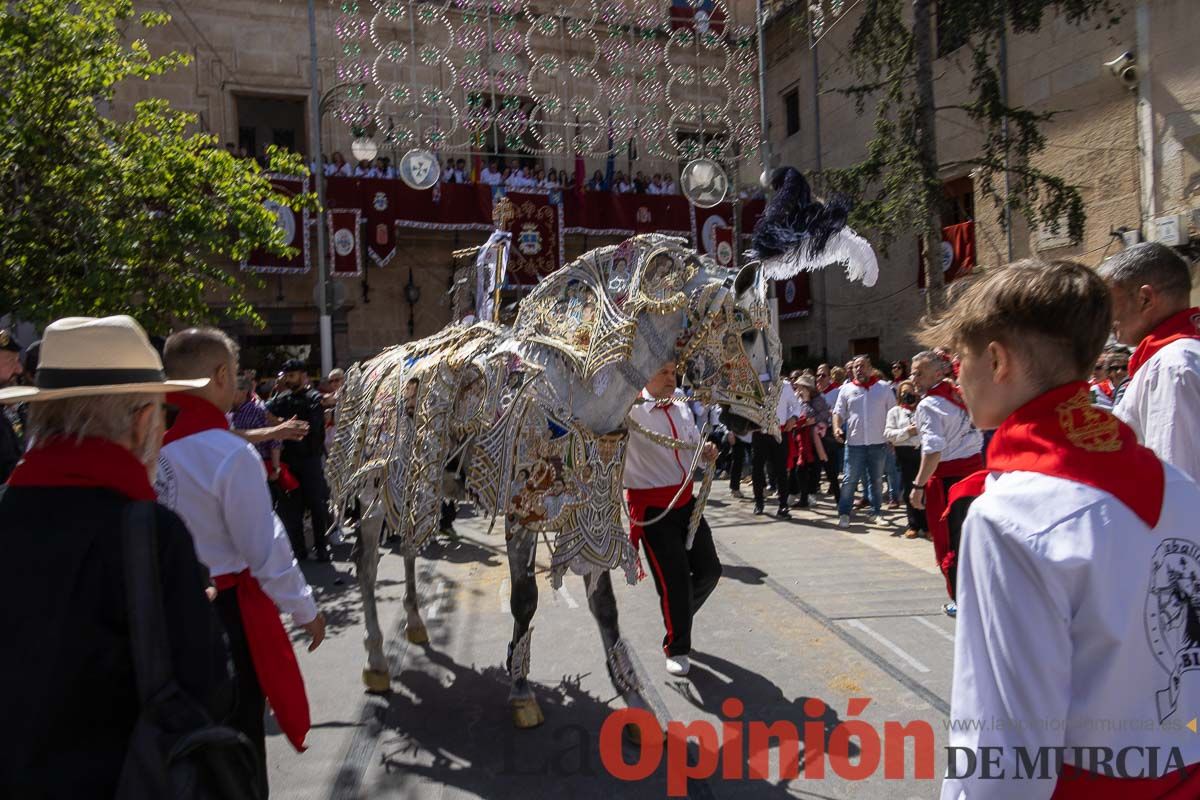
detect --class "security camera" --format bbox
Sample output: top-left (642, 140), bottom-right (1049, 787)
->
top-left (1105, 51), bottom-right (1138, 88)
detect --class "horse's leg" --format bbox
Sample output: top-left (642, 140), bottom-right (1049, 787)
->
top-left (357, 495), bottom-right (391, 693)
top-left (583, 570), bottom-right (660, 744)
top-left (403, 553), bottom-right (429, 644)
top-left (506, 527), bottom-right (544, 728)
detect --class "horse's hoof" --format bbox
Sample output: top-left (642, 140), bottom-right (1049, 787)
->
top-left (362, 668), bottom-right (391, 694)
top-left (511, 697), bottom-right (545, 729)
top-left (405, 623), bottom-right (429, 644)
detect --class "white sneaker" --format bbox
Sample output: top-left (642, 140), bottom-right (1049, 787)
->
top-left (870, 515), bottom-right (883, 526)
top-left (665, 655), bottom-right (691, 676)
top-left (838, 515), bottom-right (850, 529)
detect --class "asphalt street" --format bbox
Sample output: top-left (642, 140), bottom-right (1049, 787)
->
top-left (269, 485), bottom-right (957, 799)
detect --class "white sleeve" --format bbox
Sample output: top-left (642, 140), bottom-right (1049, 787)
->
top-left (941, 509), bottom-right (1071, 800)
top-left (216, 445), bottom-right (318, 625)
top-left (883, 407), bottom-right (907, 445)
top-left (833, 388), bottom-right (848, 420)
top-left (1130, 360), bottom-right (1200, 482)
top-left (918, 401), bottom-right (947, 455)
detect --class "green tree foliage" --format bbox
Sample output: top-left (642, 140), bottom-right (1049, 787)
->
top-left (820, 0), bottom-right (1121, 297)
top-left (0, 0), bottom-right (313, 332)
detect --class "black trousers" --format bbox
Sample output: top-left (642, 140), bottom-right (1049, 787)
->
top-left (640, 500), bottom-right (722, 656)
top-left (727, 439), bottom-right (749, 491)
top-left (821, 436), bottom-right (843, 497)
top-left (895, 445), bottom-right (927, 532)
top-left (789, 461), bottom-right (821, 505)
top-left (214, 589), bottom-right (269, 798)
top-left (751, 432), bottom-right (788, 509)
top-left (278, 456), bottom-right (331, 557)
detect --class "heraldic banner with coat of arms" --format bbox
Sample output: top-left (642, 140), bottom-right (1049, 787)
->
top-left (503, 192), bottom-right (562, 286)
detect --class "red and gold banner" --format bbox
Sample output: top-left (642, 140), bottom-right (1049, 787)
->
top-left (327, 208), bottom-right (362, 278)
top-left (504, 192), bottom-right (563, 286)
top-left (713, 223), bottom-right (735, 267)
top-left (242, 174), bottom-right (310, 274)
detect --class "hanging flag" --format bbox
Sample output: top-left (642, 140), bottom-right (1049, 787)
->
top-left (242, 175), bottom-right (310, 274)
top-left (327, 208), bottom-right (363, 278)
top-left (776, 275), bottom-right (812, 320)
top-left (670, 0), bottom-right (726, 34)
top-left (918, 221), bottom-right (976, 288)
top-left (362, 179), bottom-right (397, 267)
top-left (713, 224), bottom-right (734, 268)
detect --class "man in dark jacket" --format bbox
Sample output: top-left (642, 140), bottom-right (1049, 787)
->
top-left (268, 358), bottom-right (333, 560)
top-left (0, 315), bottom-right (232, 799)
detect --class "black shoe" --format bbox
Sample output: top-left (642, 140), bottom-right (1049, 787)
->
top-left (753, 504), bottom-right (765, 515)
top-left (776, 507), bottom-right (791, 518)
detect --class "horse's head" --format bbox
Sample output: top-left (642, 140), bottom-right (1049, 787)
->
top-left (674, 254), bottom-right (783, 436)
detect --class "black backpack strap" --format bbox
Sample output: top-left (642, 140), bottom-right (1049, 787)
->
top-left (122, 500), bottom-right (172, 705)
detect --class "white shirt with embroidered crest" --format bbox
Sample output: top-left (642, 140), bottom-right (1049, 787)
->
top-left (158, 429), bottom-right (318, 625)
top-left (942, 465), bottom-right (1200, 799)
top-left (1114, 337), bottom-right (1200, 483)
top-left (624, 391), bottom-right (700, 489)
top-left (916, 388), bottom-right (983, 460)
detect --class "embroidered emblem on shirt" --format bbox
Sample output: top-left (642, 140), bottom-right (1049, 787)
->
top-left (1056, 389), bottom-right (1121, 453)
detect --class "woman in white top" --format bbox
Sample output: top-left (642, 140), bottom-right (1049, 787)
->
top-left (885, 379), bottom-right (926, 538)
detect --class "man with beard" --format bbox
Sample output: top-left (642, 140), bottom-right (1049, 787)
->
top-left (268, 358), bottom-right (333, 561)
top-left (0, 329), bottom-right (24, 481)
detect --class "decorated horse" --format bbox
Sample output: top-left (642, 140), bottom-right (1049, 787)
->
top-left (329, 232), bottom-right (782, 730)
top-left (329, 168), bottom-right (878, 731)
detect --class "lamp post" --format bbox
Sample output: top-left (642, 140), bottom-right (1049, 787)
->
top-left (306, 0), bottom-right (333, 377)
top-left (405, 268), bottom-right (421, 339)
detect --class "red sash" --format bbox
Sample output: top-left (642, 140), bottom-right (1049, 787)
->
top-left (163, 392), bottom-right (229, 445)
top-left (212, 570), bottom-right (311, 752)
top-left (851, 376), bottom-right (879, 389)
top-left (1094, 379), bottom-right (1115, 400)
top-left (1128, 307), bottom-right (1200, 377)
top-left (1051, 761), bottom-right (1200, 798)
top-left (627, 482), bottom-right (693, 550)
top-left (927, 453), bottom-right (984, 595)
top-left (7, 436), bottom-right (156, 500)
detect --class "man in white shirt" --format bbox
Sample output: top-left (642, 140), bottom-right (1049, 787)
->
top-left (816, 363), bottom-right (844, 497)
top-left (663, 176), bottom-right (678, 195)
top-left (646, 174), bottom-right (664, 195)
top-left (909, 350), bottom-right (983, 614)
top-left (918, 259), bottom-right (1200, 799)
top-left (832, 356), bottom-right (895, 526)
top-left (1099, 242), bottom-right (1200, 482)
top-left (752, 378), bottom-right (803, 518)
top-left (625, 360), bottom-right (721, 677)
top-left (479, 160), bottom-right (503, 186)
top-left (158, 328), bottom-right (325, 790)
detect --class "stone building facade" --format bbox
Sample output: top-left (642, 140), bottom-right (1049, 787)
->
top-left (762, 0), bottom-right (1200, 367)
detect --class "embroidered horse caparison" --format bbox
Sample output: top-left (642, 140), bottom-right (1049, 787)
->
top-left (328, 234), bottom-right (782, 729)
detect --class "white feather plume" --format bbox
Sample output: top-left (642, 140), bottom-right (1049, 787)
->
top-left (758, 228), bottom-right (879, 288)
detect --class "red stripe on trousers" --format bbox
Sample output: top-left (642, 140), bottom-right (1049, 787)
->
top-left (642, 536), bottom-right (676, 653)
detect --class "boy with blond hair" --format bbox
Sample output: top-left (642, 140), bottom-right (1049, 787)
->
top-left (920, 260), bottom-right (1200, 799)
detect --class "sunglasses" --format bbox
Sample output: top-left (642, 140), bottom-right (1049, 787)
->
top-left (1107, 364), bottom-right (1128, 372)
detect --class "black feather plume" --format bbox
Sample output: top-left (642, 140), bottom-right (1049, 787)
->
top-left (751, 167), bottom-right (853, 261)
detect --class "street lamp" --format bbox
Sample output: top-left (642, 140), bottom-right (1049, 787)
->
top-left (405, 268), bottom-right (421, 339)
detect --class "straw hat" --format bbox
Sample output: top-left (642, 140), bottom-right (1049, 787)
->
top-left (0, 316), bottom-right (209, 404)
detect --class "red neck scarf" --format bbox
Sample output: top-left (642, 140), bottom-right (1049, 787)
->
top-left (851, 376), bottom-right (878, 389)
top-left (163, 392), bottom-right (229, 446)
top-left (1094, 379), bottom-right (1114, 400)
top-left (1129, 306), bottom-right (1200, 377)
top-left (827, 381), bottom-right (843, 391)
top-left (7, 437), bottom-right (156, 501)
top-left (925, 379), bottom-right (967, 411)
top-left (951, 381), bottom-right (1164, 528)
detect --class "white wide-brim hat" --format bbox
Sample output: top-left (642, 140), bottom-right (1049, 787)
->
top-left (0, 315), bottom-right (209, 403)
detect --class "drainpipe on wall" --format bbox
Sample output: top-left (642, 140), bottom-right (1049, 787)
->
top-left (1136, 1), bottom-right (1157, 228)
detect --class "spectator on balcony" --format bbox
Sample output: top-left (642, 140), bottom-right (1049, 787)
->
top-left (455, 158), bottom-right (470, 183)
top-left (545, 168), bottom-right (561, 188)
top-left (633, 171), bottom-right (649, 193)
top-left (586, 170), bottom-right (607, 192)
top-left (380, 157), bottom-right (396, 179)
top-left (663, 174), bottom-right (679, 195)
top-left (614, 171), bottom-right (633, 194)
top-left (442, 159), bottom-right (458, 183)
top-left (480, 159), bottom-right (503, 186)
top-left (362, 158), bottom-right (383, 179)
top-left (647, 174), bottom-right (665, 195)
top-left (534, 168), bottom-right (549, 189)
top-left (327, 151), bottom-right (351, 177)
top-left (351, 159), bottom-right (370, 177)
